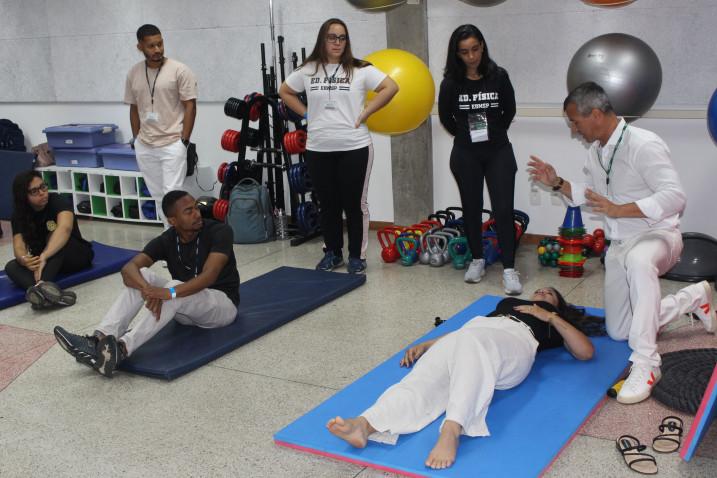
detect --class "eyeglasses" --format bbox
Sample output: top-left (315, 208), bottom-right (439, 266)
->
top-left (27, 183), bottom-right (48, 197)
top-left (326, 34), bottom-right (348, 44)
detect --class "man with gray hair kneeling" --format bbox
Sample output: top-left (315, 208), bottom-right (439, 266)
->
top-left (54, 190), bottom-right (239, 377)
top-left (528, 81), bottom-right (714, 404)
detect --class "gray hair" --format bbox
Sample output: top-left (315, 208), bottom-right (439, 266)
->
top-left (563, 82), bottom-right (614, 116)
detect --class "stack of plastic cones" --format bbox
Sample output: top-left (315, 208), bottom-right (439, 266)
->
top-left (557, 206), bottom-right (587, 277)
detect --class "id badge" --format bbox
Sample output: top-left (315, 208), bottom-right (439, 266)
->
top-left (145, 111), bottom-right (160, 123)
top-left (324, 100), bottom-right (337, 110)
top-left (468, 112), bottom-right (489, 143)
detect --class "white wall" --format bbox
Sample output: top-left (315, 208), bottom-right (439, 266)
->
top-left (427, 0), bottom-right (717, 237)
top-left (0, 101), bottom-right (395, 222)
top-left (2, 0), bottom-right (716, 236)
top-left (432, 115), bottom-right (717, 237)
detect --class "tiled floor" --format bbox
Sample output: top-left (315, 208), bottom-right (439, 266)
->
top-left (0, 219), bottom-right (715, 477)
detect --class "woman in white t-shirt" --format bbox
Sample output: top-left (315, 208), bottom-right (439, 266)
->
top-left (280, 18), bottom-right (398, 274)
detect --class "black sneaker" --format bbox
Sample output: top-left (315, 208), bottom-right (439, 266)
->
top-left (30, 298), bottom-right (54, 310)
top-left (347, 257), bottom-right (367, 274)
top-left (54, 326), bottom-right (98, 368)
top-left (316, 251), bottom-right (344, 272)
top-left (94, 335), bottom-right (126, 378)
top-left (37, 282), bottom-right (76, 306)
top-left (25, 284), bottom-right (47, 307)
top-left (36, 281), bottom-right (63, 303)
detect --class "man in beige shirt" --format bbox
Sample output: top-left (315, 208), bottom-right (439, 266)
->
top-left (124, 24), bottom-right (197, 226)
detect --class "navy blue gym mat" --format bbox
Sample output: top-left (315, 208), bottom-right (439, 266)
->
top-left (120, 266), bottom-right (366, 380)
top-left (274, 295), bottom-right (631, 478)
top-left (0, 241), bottom-right (137, 309)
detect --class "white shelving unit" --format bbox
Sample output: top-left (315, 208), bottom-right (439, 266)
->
top-left (37, 166), bottom-right (162, 224)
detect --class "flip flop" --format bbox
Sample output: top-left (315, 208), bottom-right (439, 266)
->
top-left (652, 416), bottom-right (683, 453)
top-left (616, 435), bottom-right (657, 475)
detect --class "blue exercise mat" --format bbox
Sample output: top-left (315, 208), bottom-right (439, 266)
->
top-left (120, 266), bottom-right (366, 380)
top-left (0, 241), bottom-right (137, 310)
top-left (274, 295), bottom-right (631, 478)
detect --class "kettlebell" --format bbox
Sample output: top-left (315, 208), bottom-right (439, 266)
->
top-left (425, 234), bottom-right (448, 267)
top-left (377, 227), bottom-right (399, 263)
top-left (418, 234), bottom-right (431, 265)
top-left (396, 235), bottom-right (419, 266)
top-left (448, 236), bottom-right (473, 269)
top-left (435, 230), bottom-right (456, 264)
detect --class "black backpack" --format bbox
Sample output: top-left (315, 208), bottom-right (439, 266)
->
top-left (0, 119), bottom-right (26, 151)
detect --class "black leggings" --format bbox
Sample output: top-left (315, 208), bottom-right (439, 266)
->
top-left (305, 146), bottom-right (371, 259)
top-left (450, 142), bottom-right (517, 268)
top-left (5, 237), bottom-right (94, 289)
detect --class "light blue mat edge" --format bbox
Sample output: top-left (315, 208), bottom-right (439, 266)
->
top-left (274, 295), bottom-right (631, 478)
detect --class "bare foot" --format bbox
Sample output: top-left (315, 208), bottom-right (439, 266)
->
top-left (425, 420), bottom-right (461, 469)
top-left (326, 416), bottom-right (374, 448)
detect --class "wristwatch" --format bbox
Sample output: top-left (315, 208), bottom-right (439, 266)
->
top-left (552, 177), bottom-right (564, 191)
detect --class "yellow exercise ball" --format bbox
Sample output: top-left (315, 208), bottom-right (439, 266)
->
top-left (364, 49), bottom-right (435, 135)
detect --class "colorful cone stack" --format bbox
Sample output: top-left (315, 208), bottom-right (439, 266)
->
top-left (558, 206), bottom-right (587, 277)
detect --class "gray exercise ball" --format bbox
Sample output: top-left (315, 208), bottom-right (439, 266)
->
top-left (459, 0), bottom-right (507, 5)
top-left (567, 33), bottom-right (662, 118)
top-left (346, 0), bottom-right (406, 11)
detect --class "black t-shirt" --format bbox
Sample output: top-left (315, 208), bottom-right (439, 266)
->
top-left (488, 297), bottom-right (565, 352)
top-left (142, 219), bottom-right (240, 305)
top-left (438, 67), bottom-right (516, 150)
top-left (11, 193), bottom-right (91, 256)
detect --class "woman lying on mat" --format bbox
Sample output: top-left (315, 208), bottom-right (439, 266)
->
top-left (5, 170), bottom-right (94, 310)
top-left (328, 288), bottom-right (604, 470)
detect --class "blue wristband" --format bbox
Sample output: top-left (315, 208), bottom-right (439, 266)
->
top-left (169, 287), bottom-right (177, 299)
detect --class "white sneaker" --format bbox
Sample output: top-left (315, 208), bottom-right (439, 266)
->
top-left (691, 281), bottom-right (716, 333)
top-left (617, 363), bottom-right (661, 404)
top-left (502, 268), bottom-right (522, 295)
top-left (464, 259), bottom-right (486, 283)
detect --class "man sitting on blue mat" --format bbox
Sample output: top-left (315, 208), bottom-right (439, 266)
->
top-left (327, 288), bottom-right (599, 470)
top-left (53, 190), bottom-right (240, 377)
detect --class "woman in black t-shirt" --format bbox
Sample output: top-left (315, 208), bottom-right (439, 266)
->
top-left (6, 170), bottom-right (94, 309)
top-left (327, 287), bottom-right (602, 470)
top-left (438, 24), bottom-right (521, 293)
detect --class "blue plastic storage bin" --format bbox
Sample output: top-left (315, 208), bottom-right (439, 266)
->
top-left (54, 147), bottom-right (103, 168)
top-left (98, 144), bottom-right (139, 171)
top-left (43, 124), bottom-right (118, 149)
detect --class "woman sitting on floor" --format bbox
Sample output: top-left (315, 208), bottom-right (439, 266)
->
top-left (5, 170), bottom-right (94, 309)
top-left (327, 287), bottom-right (603, 470)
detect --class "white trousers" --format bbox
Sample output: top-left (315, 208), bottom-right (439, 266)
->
top-left (134, 138), bottom-right (187, 227)
top-left (95, 268), bottom-right (237, 356)
top-left (604, 229), bottom-right (683, 367)
top-left (362, 316), bottom-right (538, 440)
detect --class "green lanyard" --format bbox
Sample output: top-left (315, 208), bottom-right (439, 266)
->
top-left (598, 123), bottom-right (628, 187)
